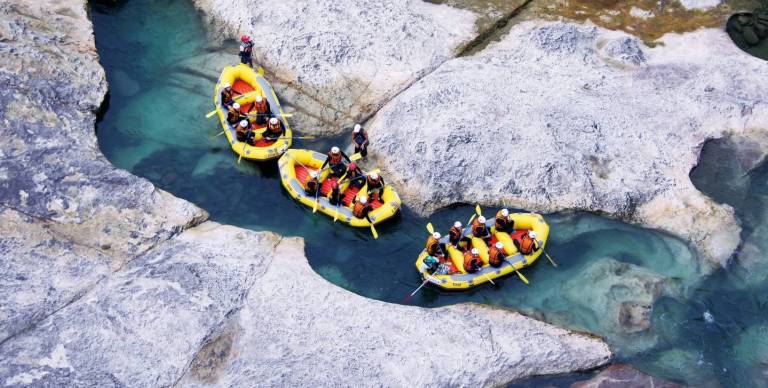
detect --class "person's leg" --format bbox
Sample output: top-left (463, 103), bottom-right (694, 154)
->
top-left (361, 145), bottom-right (368, 157)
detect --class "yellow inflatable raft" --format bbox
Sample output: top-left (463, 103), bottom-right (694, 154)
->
top-left (277, 149), bottom-right (401, 227)
top-left (414, 212), bottom-right (550, 290)
top-left (213, 64), bottom-right (292, 161)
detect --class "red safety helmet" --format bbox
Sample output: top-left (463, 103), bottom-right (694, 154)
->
top-left (240, 35), bottom-right (250, 43)
top-left (348, 163), bottom-right (357, 171)
top-left (331, 181), bottom-right (339, 188)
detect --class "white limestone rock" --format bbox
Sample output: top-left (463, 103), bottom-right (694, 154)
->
top-left (366, 21), bottom-right (768, 269)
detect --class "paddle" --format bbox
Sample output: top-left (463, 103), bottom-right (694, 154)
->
top-left (333, 173), bottom-right (347, 222)
top-left (237, 125), bottom-right (254, 164)
top-left (544, 250), bottom-right (559, 268)
top-left (246, 112), bottom-right (294, 118)
top-left (369, 222), bottom-right (379, 239)
top-left (205, 90), bottom-right (261, 118)
top-left (475, 204), bottom-right (483, 217)
top-left (403, 271), bottom-right (437, 303)
top-left (507, 258), bottom-right (530, 285)
top-left (349, 152), bottom-right (362, 161)
top-left (312, 181), bottom-right (321, 213)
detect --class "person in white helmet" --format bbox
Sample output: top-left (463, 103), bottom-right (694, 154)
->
top-left (366, 171), bottom-right (386, 202)
top-left (463, 248), bottom-right (483, 273)
top-left (425, 231), bottom-right (446, 259)
top-left (236, 120), bottom-right (250, 142)
top-left (350, 123), bottom-right (369, 157)
top-left (260, 117), bottom-right (284, 143)
top-left (226, 102), bottom-right (242, 124)
top-left (471, 215), bottom-right (492, 242)
top-left (494, 208), bottom-right (514, 233)
top-left (321, 146), bottom-right (351, 178)
top-left (449, 221), bottom-right (471, 247)
top-left (352, 195), bottom-right (373, 222)
top-left (488, 241), bottom-right (506, 268)
top-left (247, 95), bottom-right (271, 125)
top-left (305, 170), bottom-right (320, 196)
top-left (220, 82), bottom-right (239, 106)
top-left (514, 230), bottom-right (540, 255)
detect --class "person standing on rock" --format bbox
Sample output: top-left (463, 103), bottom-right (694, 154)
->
top-left (322, 146), bottom-right (351, 178)
top-left (351, 124), bottom-right (369, 157)
top-left (239, 35), bottom-right (254, 67)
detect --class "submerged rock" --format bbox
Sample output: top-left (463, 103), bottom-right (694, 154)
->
top-left (366, 21), bottom-right (768, 269)
top-left (572, 364), bottom-right (683, 388)
top-left (0, 1), bottom-right (613, 385)
top-left (562, 258), bottom-right (674, 354)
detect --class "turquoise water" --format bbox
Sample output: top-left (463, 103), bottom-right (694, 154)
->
top-left (92, 0), bottom-right (768, 386)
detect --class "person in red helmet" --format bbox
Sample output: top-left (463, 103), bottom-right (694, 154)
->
top-left (239, 35), bottom-right (254, 67)
top-left (328, 180), bottom-right (342, 206)
top-left (345, 162), bottom-right (365, 188)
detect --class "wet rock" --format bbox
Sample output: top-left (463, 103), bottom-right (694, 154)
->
top-left (561, 258), bottom-right (674, 354)
top-left (367, 21), bottom-right (768, 269)
top-left (731, 324), bottom-right (768, 385)
top-left (679, 0), bottom-right (722, 10)
top-left (571, 364), bottom-right (683, 388)
top-left (192, 0), bottom-right (477, 133)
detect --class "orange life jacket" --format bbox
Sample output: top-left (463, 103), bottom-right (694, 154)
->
top-left (267, 120), bottom-right (282, 135)
top-left (306, 177), bottom-right (318, 191)
top-left (449, 226), bottom-right (463, 242)
top-left (488, 246), bottom-right (504, 267)
top-left (471, 219), bottom-right (487, 237)
top-left (221, 88), bottom-right (234, 104)
top-left (353, 201), bottom-right (369, 218)
top-left (227, 107), bottom-right (240, 123)
top-left (495, 211), bottom-right (510, 230)
top-left (328, 152), bottom-right (343, 165)
top-left (425, 236), bottom-right (440, 256)
top-left (518, 235), bottom-right (537, 255)
top-left (253, 98), bottom-right (268, 113)
top-left (464, 252), bottom-right (481, 273)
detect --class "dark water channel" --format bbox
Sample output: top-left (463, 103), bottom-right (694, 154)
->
top-left (91, 0), bottom-right (768, 386)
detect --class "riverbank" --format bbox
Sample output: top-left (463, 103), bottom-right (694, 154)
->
top-left (0, 0), bottom-right (613, 385)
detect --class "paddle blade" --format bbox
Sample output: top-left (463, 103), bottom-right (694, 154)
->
top-left (333, 209), bottom-right (339, 222)
top-left (237, 154), bottom-right (243, 164)
top-left (258, 67), bottom-right (265, 76)
top-left (516, 270), bottom-right (530, 285)
top-left (349, 153), bottom-right (362, 161)
top-left (370, 223), bottom-right (379, 239)
top-left (467, 214), bottom-right (476, 226)
top-left (475, 204), bottom-right (482, 217)
top-left (312, 199), bottom-right (319, 213)
top-left (426, 222), bottom-right (434, 234)
top-left (206, 109), bottom-right (217, 118)
top-left (545, 252), bottom-right (559, 268)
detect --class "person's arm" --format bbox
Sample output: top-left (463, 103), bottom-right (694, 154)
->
top-left (321, 157), bottom-right (329, 169)
top-left (340, 151), bottom-right (351, 163)
top-left (363, 132), bottom-right (369, 146)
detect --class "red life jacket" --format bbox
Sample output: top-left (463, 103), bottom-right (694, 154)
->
top-left (367, 176), bottom-right (382, 188)
top-left (267, 120), bottom-right (282, 135)
top-left (328, 152), bottom-right (342, 165)
top-left (253, 98), bottom-right (268, 113)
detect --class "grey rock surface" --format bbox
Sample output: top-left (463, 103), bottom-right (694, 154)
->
top-left (0, 1), bottom-right (614, 386)
top-left (192, 0), bottom-right (530, 133)
top-left (366, 21), bottom-right (768, 269)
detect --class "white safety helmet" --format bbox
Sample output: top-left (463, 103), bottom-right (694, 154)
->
top-left (432, 232), bottom-right (441, 240)
top-left (478, 216), bottom-right (486, 223)
top-left (495, 242), bottom-right (504, 249)
top-left (232, 102), bottom-right (240, 110)
top-left (453, 221), bottom-right (462, 228)
top-left (500, 208), bottom-right (509, 217)
top-left (310, 171), bottom-right (318, 178)
top-left (370, 172), bottom-right (379, 180)
top-left (269, 117), bottom-right (279, 125)
top-left (222, 82), bottom-right (231, 89)
top-left (360, 196), bottom-right (368, 204)
top-left (529, 231), bottom-right (537, 239)
top-left (471, 248), bottom-right (479, 255)
top-left (353, 124), bottom-right (362, 133)
top-left (239, 120), bottom-right (248, 127)
top-left (331, 146), bottom-right (340, 154)
top-left (255, 95), bottom-right (263, 102)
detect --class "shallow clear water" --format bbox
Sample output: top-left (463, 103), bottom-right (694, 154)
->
top-left (92, 0), bottom-right (768, 386)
